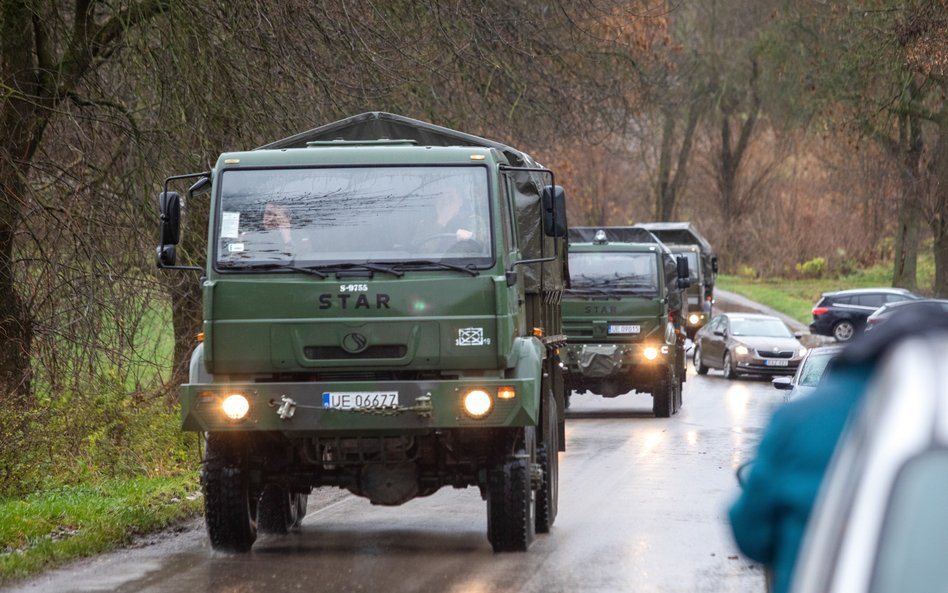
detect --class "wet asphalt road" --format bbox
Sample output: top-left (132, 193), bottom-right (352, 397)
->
top-left (6, 297), bottom-right (785, 593)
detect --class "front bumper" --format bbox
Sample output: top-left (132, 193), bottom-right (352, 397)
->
top-left (561, 342), bottom-right (673, 379)
top-left (732, 355), bottom-right (801, 375)
top-left (180, 377), bottom-right (538, 433)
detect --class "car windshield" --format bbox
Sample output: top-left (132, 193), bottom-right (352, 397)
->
top-left (729, 318), bottom-right (793, 338)
top-left (215, 166), bottom-right (492, 267)
top-left (568, 252), bottom-right (659, 293)
top-left (798, 351), bottom-right (836, 386)
top-left (870, 452), bottom-right (948, 593)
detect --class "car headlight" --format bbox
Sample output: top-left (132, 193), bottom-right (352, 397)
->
top-left (735, 345), bottom-right (750, 356)
top-left (221, 394), bottom-right (250, 420)
top-left (462, 389), bottom-right (493, 418)
top-left (798, 347), bottom-right (808, 357)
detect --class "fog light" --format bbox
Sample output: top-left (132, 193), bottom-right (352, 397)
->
top-left (689, 314), bottom-right (700, 325)
top-left (222, 394), bottom-right (250, 420)
top-left (735, 345), bottom-right (750, 355)
top-left (643, 347), bottom-right (659, 361)
top-left (463, 389), bottom-right (493, 418)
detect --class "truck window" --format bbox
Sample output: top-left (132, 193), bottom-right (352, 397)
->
top-left (568, 252), bottom-right (659, 295)
top-left (215, 166), bottom-right (493, 267)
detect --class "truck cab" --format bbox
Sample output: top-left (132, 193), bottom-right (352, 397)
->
top-left (560, 227), bottom-right (690, 417)
top-left (156, 113), bottom-right (568, 553)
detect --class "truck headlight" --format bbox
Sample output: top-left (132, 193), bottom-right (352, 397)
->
top-left (689, 313), bottom-right (701, 325)
top-left (643, 347), bottom-right (659, 361)
top-left (222, 394), bottom-right (250, 420)
top-left (463, 389), bottom-right (493, 418)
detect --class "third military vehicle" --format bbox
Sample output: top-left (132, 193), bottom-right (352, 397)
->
top-left (635, 222), bottom-right (717, 338)
top-left (560, 227), bottom-right (690, 417)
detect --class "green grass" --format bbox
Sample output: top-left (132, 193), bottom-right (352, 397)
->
top-left (0, 473), bottom-right (201, 585)
top-left (717, 257), bottom-right (936, 324)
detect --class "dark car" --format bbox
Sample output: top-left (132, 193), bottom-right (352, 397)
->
top-left (865, 298), bottom-right (948, 332)
top-left (809, 288), bottom-right (920, 342)
top-left (772, 344), bottom-right (845, 403)
top-left (694, 313), bottom-right (807, 379)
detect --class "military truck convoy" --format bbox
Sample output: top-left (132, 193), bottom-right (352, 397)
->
top-left (156, 112), bottom-right (568, 553)
top-left (635, 222), bottom-right (717, 338)
top-left (560, 227), bottom-right (691, 417)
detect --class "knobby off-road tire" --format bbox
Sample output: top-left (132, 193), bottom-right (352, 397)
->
top-left (652, 365), bottom-right (674, 418)
top-left (258, 485), bottom-right (308, 534)
top-left (535, 397), bottom-right (559, 534)
top-left (202, 435), bottom-right (258, 552)
top-left (694, 346), bottom-right (709, 375)
top-left (487, 457), bottom-right (536, 552)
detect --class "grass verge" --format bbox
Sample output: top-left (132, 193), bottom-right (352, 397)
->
top-left (0, 473), bottom-right (201, 586)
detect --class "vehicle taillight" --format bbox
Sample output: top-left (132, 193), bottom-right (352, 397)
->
top-left (812, 307), bottom-right (829, 316)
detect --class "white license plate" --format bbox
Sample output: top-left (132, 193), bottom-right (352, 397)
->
top-left (608, 325), bottom-right (641, 334)
top-left (322, 391), bottom-right (399, 409)
top-left (765, 359), bottom-right (789, 367)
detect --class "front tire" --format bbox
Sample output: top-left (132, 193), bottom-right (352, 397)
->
top-left (487, 431), bottom-right (536, 552)
top-left (652, 365), bottom-right (674, 418)
top-left (723, 352), bottom-right (737, 379)
top-left (694, 346), bottom-right (709, 375)
top-left (202, 434), bottom-right (258, 553)
top-left (833, 320), bottom-right (856, 342)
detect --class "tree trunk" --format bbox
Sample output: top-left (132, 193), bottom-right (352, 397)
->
top-left (930, 111), bottom-right (948, 298)
top-left (0, 165), bottom-right (33, 401)
top-left (655, 103), bottom-right (701, 222)
top-left (891, 113), bottom-right (923, 290)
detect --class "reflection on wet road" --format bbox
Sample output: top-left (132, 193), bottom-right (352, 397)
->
top-left (6, 365), bottom-right (781, 593)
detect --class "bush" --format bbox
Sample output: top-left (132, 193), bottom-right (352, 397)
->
top-left (795, 256), bottom-right (826, 278)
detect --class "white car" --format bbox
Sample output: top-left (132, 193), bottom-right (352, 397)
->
top-left (789, 331), bottom-right (948, 593)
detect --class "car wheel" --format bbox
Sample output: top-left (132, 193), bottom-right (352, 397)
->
top-left (487, 430), bottom-right (536, 552)
top-left (652, 365), bottom-right (674, 417)
top-left (833, 320), bottom-right (856, 342)
top-left (202, 434), bottom-right (258, 553)
top-left (258, 485), bottom-right (306, 534)
top-left (694, 346), bottom-right (709, 375)
top-left (723, 352), bottom-right (737, 379)
top-left (535, 394), bottom-right (559, 533)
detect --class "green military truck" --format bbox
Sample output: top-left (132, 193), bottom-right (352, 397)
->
top-left (560, 227), bottom-right (690, 417)
top-left (635, 222), bottom-right (718, 339)
top-left (155, 112), bottom-right (569, 553)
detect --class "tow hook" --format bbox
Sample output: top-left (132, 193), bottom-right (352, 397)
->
top-left (276, 395), bottom-right (297, 420)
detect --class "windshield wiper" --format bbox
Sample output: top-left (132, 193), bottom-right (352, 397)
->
top-left (394, 259), bottom-right (479, 276)
top-left (309, 262), bottom-right (404, 278)
top-left (219, 262), bottom-right (328, 278)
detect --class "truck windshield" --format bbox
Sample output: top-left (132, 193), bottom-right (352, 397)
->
top-left (568, 252), bottom-right (658, 293)
top-left (680, 251), bottom-right (699, 281)
top-left (215, 166), bottom-right (492, 267)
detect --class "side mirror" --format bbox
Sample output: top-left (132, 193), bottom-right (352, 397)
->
top-left (713, 329), bottom-right (725, 337)
top-left (541, 185), bottom-right (567, 238)
top-left (711, 256), bottom-right (719, 274)
top-left (772, 376), bottom-right (793, 391)
top-left (677, 255), bottom-right (690, 279)
top-left (736, 460), bottom-right (754, 489)
top-left (159, 191), bottom-right (181, 246)
top-left (794, 331), bottom-right (804, 340)
top-left (156, 244), bottom-right (177, 267)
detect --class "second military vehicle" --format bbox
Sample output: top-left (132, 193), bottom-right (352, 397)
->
top-left (560, 227), bottom-right (690, 417)
top-left (635, 222), bottom-right (717, 338)
top-left (155, 112), bottom-right (568, 553)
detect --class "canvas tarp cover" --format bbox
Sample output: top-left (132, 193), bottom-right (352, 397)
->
top-left (634, 222), bottom-right (715, 288)
top-left (258, 112), bottom-right (564, 293)
top-left (567, 227), bottom-right (684, 313)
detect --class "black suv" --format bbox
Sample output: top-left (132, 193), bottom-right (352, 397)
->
top-left (809, 288), bottom-right (920, 342)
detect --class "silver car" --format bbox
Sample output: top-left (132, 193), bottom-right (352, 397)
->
top-left (789, 331), bottom-right (948, 593)
top-left (772, 345), bottom-right (845, 403)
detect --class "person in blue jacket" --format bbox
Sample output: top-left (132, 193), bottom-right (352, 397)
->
top-left (728, 305), bottom-right (948, 593)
